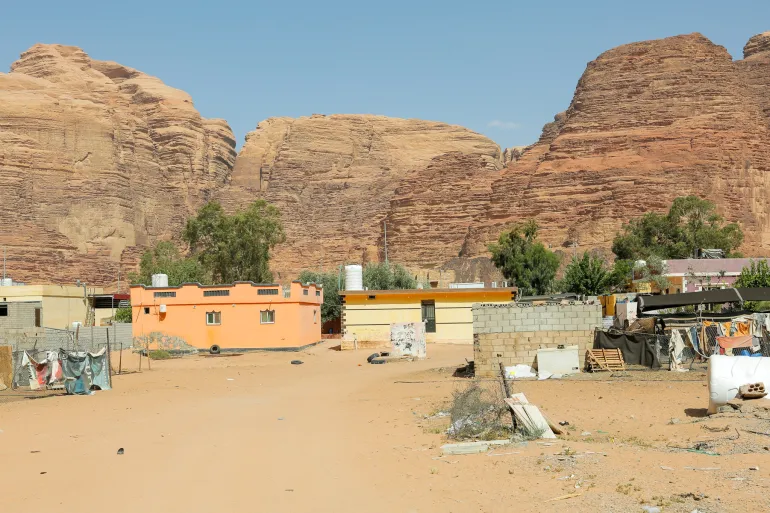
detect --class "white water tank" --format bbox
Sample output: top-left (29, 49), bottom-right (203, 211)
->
top-left (151, 273), bottom-right (169, 288)
top-left (345, 265), bottom-right (363, 291)
top-left (0, 278), bottom-right (12, 287)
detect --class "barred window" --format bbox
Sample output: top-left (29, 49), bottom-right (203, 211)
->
top-left (203, 290), bottom-right (230, 297)
top-left (316, 290), bottom-right (321, 297)
top-left (206, 311), bottom-right (221, 325)
top-left (154, 291), bottom-right (176, 298)
top-left (303, 289), bottom-right (309, 296)
top-left (258, 289), bottom-right (279, 296)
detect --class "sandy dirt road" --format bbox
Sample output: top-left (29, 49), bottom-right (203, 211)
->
top-left (1, 343), bottom-right (769, 512)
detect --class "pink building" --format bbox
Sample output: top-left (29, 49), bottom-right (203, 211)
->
top-left (663, 258), bottom-right (770, 293)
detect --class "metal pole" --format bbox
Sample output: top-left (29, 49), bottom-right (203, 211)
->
top-left (118, 343), bottom-right (123, 375)
top-left (106, 327), bottom-right (113, 387)
top-left (383, 221), bottom-right (388, 265)
top-left (3, 246), bottom-right (5, 280)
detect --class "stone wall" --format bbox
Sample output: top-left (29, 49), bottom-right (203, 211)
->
top-left (473, 303), bottom-right (602, 378)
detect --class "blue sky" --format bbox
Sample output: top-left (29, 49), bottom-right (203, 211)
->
top-left (2, 1), bottom-right (770, 150)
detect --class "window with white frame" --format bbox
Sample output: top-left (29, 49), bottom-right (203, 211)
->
top-left (206, 311), bottom-right (221, 325)
top-left (260, 310), bottom-right (275, 324)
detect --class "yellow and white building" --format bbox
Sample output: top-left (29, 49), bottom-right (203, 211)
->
top-left (0, 284), bottom-right (103, 329)
top-left (340, 287), bottom-right (517, 347)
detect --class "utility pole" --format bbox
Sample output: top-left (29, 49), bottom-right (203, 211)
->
top-left (3, 246), bottom-right (6, 281)
top-left (383, 221), bottom-right (388, 266)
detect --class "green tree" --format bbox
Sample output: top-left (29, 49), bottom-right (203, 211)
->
top-left (130, 241), bottom-right (205, 286)
top-left (607, 259), bottom-right (633, 292)
top-left (736, 260), bottom-right (770, 311)
top-left (298, 269), bottom-right (343, 323)
top-left (635, 255), bottom-right (670, 291)
top-left (612, 196), bottom-right (743, 261)
top-left (735, 260), bottom-right (770, 288)
top-left (362, 262), bottom-right (418, 290)
top-left (488, 220), bottom-right (560, 296)
top-left (114, 306), bottom-right (133, 323)
top-left (561, 252), bottom-right (612, 295)
top-left (183, 200), bottom-right (285, 283)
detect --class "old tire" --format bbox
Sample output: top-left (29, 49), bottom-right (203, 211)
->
top-left (366, 353), bottom-right (380, 363)
top-left (209, 345), bottom-right (221, 355)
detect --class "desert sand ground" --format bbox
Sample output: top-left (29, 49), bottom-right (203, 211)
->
top-left (1, 343), bottom-right (768, 513)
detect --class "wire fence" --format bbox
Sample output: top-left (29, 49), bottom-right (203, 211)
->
top-left (2, 325), bottom-right (131, 391)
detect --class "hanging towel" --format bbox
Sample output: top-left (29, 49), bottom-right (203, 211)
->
top-left (21, 352), bottom-right (49, 390)
top-left (689, 326), bottom-right (701, 353)
top-left (45, 351), bottom-right (62, 385)
top-left (61, 351), bottom-right (90, 395)
top-left (669, 330), bottom-right (687, 371)
top-left (87, 347), bottom-right (110, 391)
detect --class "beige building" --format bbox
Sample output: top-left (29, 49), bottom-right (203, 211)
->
top-left (0, 284), bottom-right (103, 329)
top-left (340, 287), bottom-right (517, 348)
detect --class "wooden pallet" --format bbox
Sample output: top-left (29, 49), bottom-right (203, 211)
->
top-left (585, 349), bottom-right (625, 372)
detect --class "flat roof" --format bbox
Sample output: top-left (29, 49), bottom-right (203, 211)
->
top-left (341, 287), bottom-right (517, 296)
top-left (132, 280), bottom-right (322, 290)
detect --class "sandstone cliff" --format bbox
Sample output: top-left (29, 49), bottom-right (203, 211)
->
top-left (0, 44), bottom-right (236, 286)
top-left (467, 32), bottom-right (770, 258)
top-left (221, 114), bottom-right (502, 281)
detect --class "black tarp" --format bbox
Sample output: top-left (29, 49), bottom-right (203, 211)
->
top-left (637, 289), bottom-right (742, 312)
top-left (739, 288), bottom-right (770, 302)
top-left (593, 330), bottom-right (661, 369)
top-left (637, 288), bottom-right (770, 312)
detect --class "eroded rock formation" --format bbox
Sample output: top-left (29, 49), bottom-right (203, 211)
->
top-left (220, 114), bottom-right (502, 281)
top-left (467, 32), bottom-right (770, 259)
top-left (0, 44), bottom-right (236, 287)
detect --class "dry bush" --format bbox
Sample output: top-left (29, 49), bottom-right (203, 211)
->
top-left (447, 381), bottom-right (513, 441)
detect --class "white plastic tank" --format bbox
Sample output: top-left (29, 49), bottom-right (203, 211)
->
top-left (159, 304), bottom-right (167, 313)
top-left (708, 355), bottom-right (770, 413)
top-left (0, 278), bottom-right (12, 286)
top-left (151, 273), bottom-right (169, 288)
top-left (345, 265), bottom-right (363, 291)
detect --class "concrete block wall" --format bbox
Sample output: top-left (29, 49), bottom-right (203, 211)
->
top-left (473, 303), bottom-right (602, 377)
top-left (0, 302), bottom-right (41, 330)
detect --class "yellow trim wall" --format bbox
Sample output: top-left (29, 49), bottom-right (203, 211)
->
top-left (341, 289), bottom-right (516, 345)
top-left (0, 285), bottom-right (103, 329)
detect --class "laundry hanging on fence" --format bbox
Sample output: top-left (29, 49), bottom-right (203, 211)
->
top-left (716, 335), bottom-right (754, 350)
top-left (689, 326), bottom-right (701, 353)
top-left (46, 350), bottom-right (63, 385)
top-left (61, 351), bottom-right (90, 395)
top-left (87, 348), bottom-right (110, 391)
top-left (21, 352), bottom-right (48, 390)
top-left (669, 329), bottom-right (688, 371)
top-left (60, 349), bottom-right (111, 394)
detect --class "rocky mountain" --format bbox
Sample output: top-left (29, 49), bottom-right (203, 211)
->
top-left (0, 44), bottom-right (236, 287)
top-left (4, 31), bottom-right (770, 288)
top-left (219, 114), bottom-right (502, 282)
top-left (466, 32), bottom-right (770, 259)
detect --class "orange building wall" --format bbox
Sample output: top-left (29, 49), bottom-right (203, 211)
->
top-left (130, 281), bottom-right (323, 351)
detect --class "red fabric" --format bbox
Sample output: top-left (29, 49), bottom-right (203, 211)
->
top-left (717, 335), bottom-right (753, 350)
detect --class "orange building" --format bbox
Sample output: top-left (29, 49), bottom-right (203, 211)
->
top-left (130, 281), bottom-right (323, 352)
